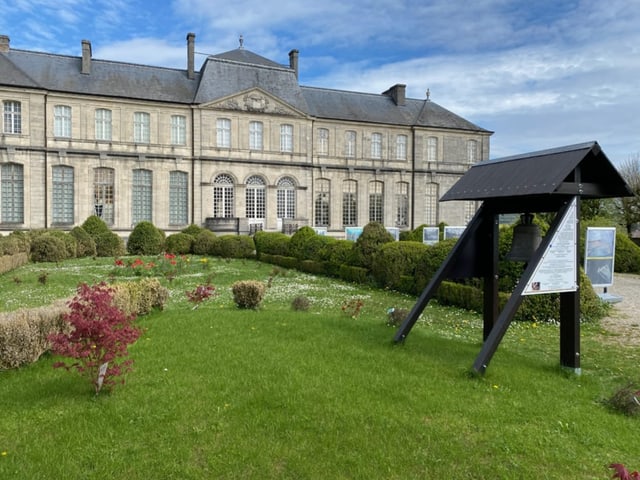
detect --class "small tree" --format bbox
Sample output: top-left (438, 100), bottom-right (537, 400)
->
top-left (617, 154), bottom-right (640, 234)
top-left (48, 283), bottom-right (142, 394)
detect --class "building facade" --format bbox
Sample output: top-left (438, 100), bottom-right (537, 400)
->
top-left (0, 33), bottom-right (492, 237)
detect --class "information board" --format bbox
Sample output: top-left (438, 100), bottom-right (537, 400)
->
top-left (584, 227), bottom-right (616, 287)
top-left (522, 198), bottom-right (578, 295)
top-left (422, 227), bottom-right (440, 245)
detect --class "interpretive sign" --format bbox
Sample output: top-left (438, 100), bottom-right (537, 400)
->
top-left (444, 226), bottom-right (465, 240)
top-left (584, 227), bottom-right (616, 287)
top-left (522, 197), bottom-right (578, 295)
top-left (345, 227), bottom-right (363, 241)
top-left (422, 227), bottom-right (440, 245)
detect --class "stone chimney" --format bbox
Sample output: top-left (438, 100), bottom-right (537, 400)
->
top-left (81, 39), bottom-right (92, 74)
top-left (289, 49), bottom-right (299, 79)
top-left (187, 32), bottom-right (195, 80)
top-left (0, 35), bottom-right (10, 53)
top-left (382, 84), bottom-right (406, 106)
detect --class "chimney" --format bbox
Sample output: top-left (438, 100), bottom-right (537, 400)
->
top-left (288, 49), bottom-right (299, 79)
top-left (0, 35), bottom-right (9, 53)
top-left (81, 39), bottom-right (91, 74)
top-left (382, 84), bottom-right (406, 106)
top-left (187, 32), bottom-right (195, 80)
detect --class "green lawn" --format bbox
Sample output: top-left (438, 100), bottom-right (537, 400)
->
top-left (0, 256), bottom-right (637, 479)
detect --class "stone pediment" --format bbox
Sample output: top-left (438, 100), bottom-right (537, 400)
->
top-left (204, 89), bottom-right (303, 117)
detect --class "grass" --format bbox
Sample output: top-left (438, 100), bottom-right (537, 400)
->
top-left (0, 255), bottom-right (638, 479)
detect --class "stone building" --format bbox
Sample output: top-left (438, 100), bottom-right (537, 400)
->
top-left (0, 33), bottom-right (492, 237)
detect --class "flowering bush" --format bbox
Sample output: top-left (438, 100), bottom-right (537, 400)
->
top-left (48, 282), bottom-right (142, 394)
top-left (341, 298), bottom-right (365, 319)
top-left (185, 284), bottom-right (217, 308)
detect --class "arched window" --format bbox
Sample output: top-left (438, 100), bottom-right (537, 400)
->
top-left (369, 181), bottom-right (384, 223)
top-left (245, 175), bottom-right (266, 220)
top-left (213, 174), bottom-right (234, 218)
top-left (277, 177), bottom-right (296, 219)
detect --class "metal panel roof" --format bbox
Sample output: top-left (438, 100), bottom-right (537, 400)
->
top-left (441, 141), bottom-right (632, 202)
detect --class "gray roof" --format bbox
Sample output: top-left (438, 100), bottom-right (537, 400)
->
top-left (441, 141), bottom-right (632, 203)
top-left (0, 44), bottom-right (490, 132)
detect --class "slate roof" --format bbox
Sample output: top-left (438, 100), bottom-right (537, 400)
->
top-left (0, 44), bottom-right (490, 132)
top-left (441, 141), bottom-right (632, 202)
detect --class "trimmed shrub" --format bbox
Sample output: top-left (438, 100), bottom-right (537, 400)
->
top-left (259, 253), bottom-right (299, 269)
top-left (212, 235), bottom-right (255, 259)
top-left (614, 233), bottom-right (640, 273)
top-left (338, 265), bottom-right (370, 284)
top-left (299, 259), bottom-right (325, 275)
top-left (322, 239), bottom-right (356, 277)
top-left (181, 224), bottom-right (204, 238)
top-left (403, 224), bottom-right (431, 243)
top-left (231, 280), bottom-right (266, 309)
top-left (70, 226), bottom-right (97, 257)
top-left (111, 278), bottom-right (169, 316)
top-left (48, 230), bottom-right (78, 259)
top-left (30, 234), bottom-right (69, 263)
top-left (0, 252), bottom-right (29, 275)
top-left (288, 226), bottom-right (322, 260)
top-left (127, 221), bottom-right (165, 255)
top-left (414, 238), bottom-right (458, 291)
top-left (81, 215), bottom-right (111, 238)
top-left (0, 299), bottom-right (69, 370)
top-left (372, 241), bottom-right (428, 291)
top-left (291, 295), bottom-right (311, 311)
top-left (254, 231), bottom-right (291, 257)
top-left (192, 230), bottom-right (219, 255)
top-left (165, 232), bottom-right (194, 255)
top-left (94, 231), bottom-right (126, 257)
top-left (353, 222), bottom-right (395, 269)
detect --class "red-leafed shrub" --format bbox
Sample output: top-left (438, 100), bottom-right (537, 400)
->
top-left (48, 282), bottom-right (142, 395)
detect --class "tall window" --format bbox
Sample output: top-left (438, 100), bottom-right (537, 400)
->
top-left (426, 136), bottom-right (438, 162)
top-left (371, 133), bottom-right (382, 159)
top-left (171, 115), bottom-right (186, 145)
top-left (395, 182), bottom-right (409, 227)
top-left (217, 118), bottom-right (231, 148)
top-left (277, 177), bottom-right (296, 220)
top-left (396, 134), bottom-right (407, 160)
top-left (134, 112), bottom-right (150, 143)
top-left (249, 121), bottom-right (263, 150)
top-left (94, 168), bottom-right (114, 224)
top-left (246, 175), bottom-right (266, 220)
top-left (3, 101), bottom-right (22, 134)
top-left (467, 139), bottom-right (478, 163)
top-left (314, 179), bottom-right (330, 227)
top-left (1, 163), bottom-right (24, 223)
top-left (369, 181), bottom-right (384, 223)
top-left (169, 171), bottom-right (188, 225)
top-left (95, 108), bottom-right (112, 141)
top-left (213, 174), bottom-right (234, 218)
top-left (53, 105), bottom-right (72, 138)
top-left (345, 131), bottom-right (356, 158)
top-left (425, 182), bottom-right (439, 226)
top-left (318, 128), bottom-right (329, 155)
top-left (342, 180), bottom-right (358, 227)
top-left (52, 165), bottom-right (74, 224)
top-left (132, 169), bottom-right (152, 224)
top-left (280, 124), bottom-right (293, 152)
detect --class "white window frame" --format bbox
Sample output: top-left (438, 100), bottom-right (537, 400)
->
top-left (277, 177), bottom-right (296, 219)
top-left (217, 118), bottom-right (231, 148)
top-left (342, 180), bottom-right (358, 227)
top-left (171, 115), bottom-right (186, 145)
top-left (249, 121), bottom-right (263, 150)
top-left (213, 174), bottom-right (234, 218)
top-left (396, 134), bottom-right (407, 160)
top-left (395, 182), bottom-right (409, 227)
top-left (371, 133), bottom-right (382, 159)
top-left (245, 175), bottom-right (266, 220)
top-left (369, 181), bottom-right (384, 224)
top-left (3, 101), bottom-right (22, 134)
top-left (52, 165), bottom-right (74, 224)
top-left (169, 170), bottom-right (188, 225)
top-left (94, 167), bottom-right (115, 224)
top-left (95, 108), bottom-right (112, 141)
top-left (280, 124), bottom-right (293, 152)
top-left (345, 131), bottom-right (356, 158)
top-left (53, 105), bottom-right (72, 138)
top-left (1, 163), bottom-right (24, 223)
top-left (315, 179), bottom-right (330, 227)
top-left (467, 139), bottom-right (478, 163)
top-left (426, 136), bottom-right (438, 162)
top-left (134, 112), bottom-right (150, 144)
top-left (318, 128), bottom-right (329, 155)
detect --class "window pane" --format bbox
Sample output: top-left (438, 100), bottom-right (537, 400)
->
top-left (95, 109), bottom-right (112, 141)
top-left (467, 140), bottom-right (477, 163)
top-left (427, 136), bottom-right (438, 162)
top-left (134, 112), bottom-right (150, 143)
top-left (280, 124), bottom-right (293, 152)
top-left (249, 121), bottom-right (263, 150)
top-left (277, 177), bottom-right (296, 219)
top-left (169, 171), bottom-right (188, 225)
top-left (3, 101), bottom-right (22, 134)
top-left (1, 163), bottom-right (24, 222)
top-left (54, 105), bottom-right (72, 138)
top-left (171, 115), bottom-right (186, 145)
top-left (369, 181), bottom-right (383, 223)
top-left (371, 133), bottom-right (382, 159)
top-left (314, 179), bottom-right (330, 227)
top-left (246, 175), bottom-right (266, 219)
top-left (345, 131), bottom-right (356, 158)
top-left (132, 169), bottom-right (153, 224)
top-left (52, 165), bottom-right (74, 224)
top-left (318, 128), bottom-right (329, 155)
top-left (396, 135), bottom-right (407, 160)
top-left (342, 180), bottom-right (357, 226)
top-left (94, 167), bottom-right (115, 224)
top-left (217, 118), bottom-right (231, 148)
top-left (395, 182), bottom-right (409, 227)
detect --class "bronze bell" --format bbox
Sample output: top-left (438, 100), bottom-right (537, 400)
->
top-left (506, 213), bottom-right (542, 262)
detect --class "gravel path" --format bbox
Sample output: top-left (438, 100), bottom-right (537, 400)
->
top-left (598, 273), bottom-right (640, 346)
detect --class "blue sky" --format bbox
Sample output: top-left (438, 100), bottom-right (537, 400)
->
top-left (2, 0), bottom-right (639, 164)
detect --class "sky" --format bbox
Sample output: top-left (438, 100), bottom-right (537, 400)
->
top-left (2, 0), bottom-right (639, 165)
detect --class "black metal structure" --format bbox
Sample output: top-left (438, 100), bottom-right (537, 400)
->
top-left (394, 142), bottom-right (633, 374)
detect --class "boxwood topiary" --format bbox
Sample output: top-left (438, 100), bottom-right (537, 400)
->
top-left (30, 234), bottom-right (68, 263)
top-left (165, 232), bottom-right (194, 255)
top-left (353, 222), bottom-right (395, 269)
top-left (70, 226), bottom-right (97, 257)
top-left (192, 230), bottom-right (219, 255)
top-left (127, 221), bottom-right (165, 255)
